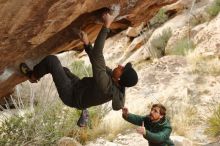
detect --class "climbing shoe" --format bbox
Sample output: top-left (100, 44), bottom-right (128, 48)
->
top-left (20, 63), bottom-right (37, 83)
top-left (77, 109), bottom-right (89, 128)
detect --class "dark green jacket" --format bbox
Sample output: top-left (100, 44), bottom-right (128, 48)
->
top-left (73, 27), bottom-right (125, 110)
top-left (123, 114), bottom-right (174, 146)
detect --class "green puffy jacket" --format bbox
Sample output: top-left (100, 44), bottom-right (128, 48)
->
top-left (123, 113), bottom-right (174, 146)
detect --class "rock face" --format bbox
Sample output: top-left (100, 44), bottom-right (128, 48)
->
top-left (0, 0), bottom-right (177, 99)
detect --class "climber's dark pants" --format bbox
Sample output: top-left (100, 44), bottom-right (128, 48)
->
top-left (32, 55), bottom-right (79, 107)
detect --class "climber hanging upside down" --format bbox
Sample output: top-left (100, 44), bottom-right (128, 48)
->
top-left (20, 12), bottom-right (138, 127)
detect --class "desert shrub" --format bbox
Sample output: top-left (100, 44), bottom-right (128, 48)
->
top-left (206, 105), bottom-right (220, 137)
top-left (149, 8), bottom-right (169, 28)
top-left (189, 14), bottom-right (209, 26)
top-left (150, 28), bottom-right (172, 57)
top-left (206, 0), bottom-right (220, 18)
top-left (189, 0), bottom-right (220, 26)
top-left (168, 103), bottom-right (198, 136)
top-left (0, 97), bottom-right (111, 146)
top-left (0, 101), bottom-right (79, 145)
top-left (168, 37), bottom-right (195, 56)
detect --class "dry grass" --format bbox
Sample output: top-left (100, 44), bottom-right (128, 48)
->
top-left (187, 52), bottom-right (220, 76)
top-left (0, 100), bottom-right (79, 145)
top-left (0, 92), bottom-right (113, 145)
top-left (189, 13), bottom-right (209, 26)
top-left (205, 104), bottom-right (220, 137)
top-left (172, 106), bottom-right (198, 136)
top-left (82, 116), bottom-right (136, 143)
top-left (168, 103), bottom-right (198, 136)
top-left (167, 37), bottom-right (195, 56)
top-left (164, 96), bottom-right (199, 137)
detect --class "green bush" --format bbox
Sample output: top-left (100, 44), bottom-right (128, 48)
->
top-left (206, 105), bottom-right (220, 137)
top-left (0, 101), bottom-right (79, 145)
top-left (168, 37), bottom-right (195, 56)
top-left (0, 101), bottom-right (110, 145)
top-left (150, 28), bottom-right (172, 57)
top-left (206, 0), bottom-right (220, 18)
top-left (149, 8), bottom-right (169, 28)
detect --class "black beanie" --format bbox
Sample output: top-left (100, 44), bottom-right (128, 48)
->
top-left (119, 62), bottom-right (138, 87)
